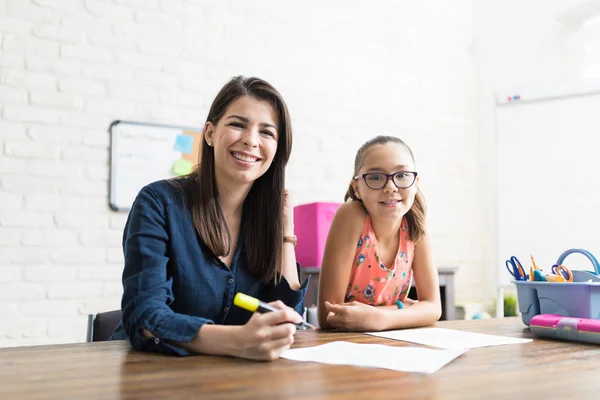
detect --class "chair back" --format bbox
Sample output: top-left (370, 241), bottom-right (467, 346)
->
top-left (86, 310), bottom-right (122, 342)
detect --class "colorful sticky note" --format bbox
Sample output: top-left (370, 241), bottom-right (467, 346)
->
top-left (173, 134), bottom-right (194, 154)
top-left (172, 159), bottom-right (193, 176)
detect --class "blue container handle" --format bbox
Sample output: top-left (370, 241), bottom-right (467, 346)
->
top-left (555, 248), bottom-right (600, 275)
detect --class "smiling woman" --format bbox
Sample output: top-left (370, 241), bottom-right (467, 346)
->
top-left (204, 96), bottom-right (279, 192)
top-left (108, 76), bottom-right (309, 361)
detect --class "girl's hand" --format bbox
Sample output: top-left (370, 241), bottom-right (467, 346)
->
top-left (232, 301), bottom-right (302, 361)
top-left (324, 301), bottom-right (385, 331)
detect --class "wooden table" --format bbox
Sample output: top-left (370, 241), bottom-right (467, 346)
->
top-left (2, 317), bottom-right (600, 399)
top-left (301, 266), bottom-right (458, 320)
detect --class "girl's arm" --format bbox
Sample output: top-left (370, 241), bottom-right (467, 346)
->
top-left (317, 201), bottom-right (365, 329)
top-left (378, 297), bottom-right (418, 309)
top-left (373, 234), bottom-right (442, 330)
top-left (324, 234), bottom-right (441, 331)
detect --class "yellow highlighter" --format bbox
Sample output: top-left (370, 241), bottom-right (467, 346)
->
top-left (233, 293), bottom-right (316, 331)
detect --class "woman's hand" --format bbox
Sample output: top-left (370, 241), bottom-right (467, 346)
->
top-left (231, 301), bottom-right (303, 361)
top-left (324, 301), bottom-right (385, 331)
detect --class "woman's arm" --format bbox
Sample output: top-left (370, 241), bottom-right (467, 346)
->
top-left (160, 301), bottom-right (303, 361)
top-left (121, 185), bottom-right (211, 356)
top-left (317, 201), bottom-right (365, 329)
top-left (265, 190), bottom-right (310, 316)
top-left (123, 185), bottom-right (302, 358)
top-left (280, 190), bottom-right (300, 290)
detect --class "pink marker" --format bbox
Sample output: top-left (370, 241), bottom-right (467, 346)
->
top-left (530, 314), bottom-right (600, 345)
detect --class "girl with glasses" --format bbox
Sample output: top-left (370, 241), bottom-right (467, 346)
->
top-left (317, 135), bottom-right (442, 331)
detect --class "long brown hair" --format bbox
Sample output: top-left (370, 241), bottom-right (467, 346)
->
top-left (179, 76), bottom-right (292, 283)
top-left (344, 135), bottom-right (426, 242)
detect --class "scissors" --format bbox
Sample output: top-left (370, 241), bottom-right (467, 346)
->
top-left (506, 256), bottom-right (528, 281)
top-left (548, 264), bottom-right (574, 282)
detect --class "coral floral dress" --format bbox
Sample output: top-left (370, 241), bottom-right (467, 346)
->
top-left (345, 215), bottom-right (414, 306)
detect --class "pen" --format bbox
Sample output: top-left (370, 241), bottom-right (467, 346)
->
top-left (233, 292), bottom-right (316, 330)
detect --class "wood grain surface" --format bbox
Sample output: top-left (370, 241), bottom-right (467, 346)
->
top-left (1, 317), bottom-right (599, 400)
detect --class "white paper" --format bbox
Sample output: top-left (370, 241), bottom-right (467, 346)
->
top-left (366, 327), bottom-right (532, 349)
top-left (281, 341), bottom-right (467, 374)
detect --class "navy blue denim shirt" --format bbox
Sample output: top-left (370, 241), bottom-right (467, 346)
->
top-left (109, 178), bottom-right (309, 356)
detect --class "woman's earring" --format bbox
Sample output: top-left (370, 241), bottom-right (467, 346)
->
top-left (207, 141), bottom-right (213, 147)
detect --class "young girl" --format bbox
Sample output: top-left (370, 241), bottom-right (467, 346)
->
top-left (317, 135), bottom-right (441, 331)
top-left (110, 76), bottom-right (308, 359)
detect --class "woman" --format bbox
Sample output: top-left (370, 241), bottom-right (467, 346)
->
top-left (109, 76), bottom-right (308, 359)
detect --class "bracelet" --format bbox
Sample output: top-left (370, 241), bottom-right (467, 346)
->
top-left (396, 300), bottom-right (404, 309)
top-left (283, 235), bottom-right (297, 247)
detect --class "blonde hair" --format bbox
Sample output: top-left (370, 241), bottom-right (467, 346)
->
top-left (344, 135), bottom-right (426, 242)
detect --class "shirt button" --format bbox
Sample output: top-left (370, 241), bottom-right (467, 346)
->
top-left (228, 278), bottom-right (233, 284)
top-left (153, 337), bottom-right (160, 344)
top-left (224, 307), bottom-right (229, 313)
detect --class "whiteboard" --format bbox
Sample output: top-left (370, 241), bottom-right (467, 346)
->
top-left (109, 120), bottom-right (203, 211)
top-left (496, 90), bottom-right (600, 286)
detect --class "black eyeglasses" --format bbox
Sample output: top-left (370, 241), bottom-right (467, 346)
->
top-left (354, 171), bottom-right (418, 190)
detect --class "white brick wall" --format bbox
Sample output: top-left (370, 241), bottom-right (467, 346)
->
top-left (1, 0), bottom-right (482, 347)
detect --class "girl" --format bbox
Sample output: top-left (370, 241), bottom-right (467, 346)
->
top-left (317, 135), bottom-right (441, 331)
top-left (110, 76), bottom-right (308, 359)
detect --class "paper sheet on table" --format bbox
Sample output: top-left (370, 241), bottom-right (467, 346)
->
top-left (281, 341), bottom-right (467, 374)
top-left (366, 328), bottom-right (532, 349)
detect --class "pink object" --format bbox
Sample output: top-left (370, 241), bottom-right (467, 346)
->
top-left (345, 215), bottom-right (414, 306)
top-left (530, 314), bottom-right (600, 345)
top-left (294, 202), bottom-right (341, 268)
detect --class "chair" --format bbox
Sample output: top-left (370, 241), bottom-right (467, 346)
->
top-left (306, 306), bottom-right (319, 328)
top-left (86, 310), bottom-right (122, 342)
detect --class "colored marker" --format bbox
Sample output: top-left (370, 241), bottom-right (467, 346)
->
top-left (233, 293), bottom-right (316, 330)
top-left (530, 314), bottom-right (600, 345)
